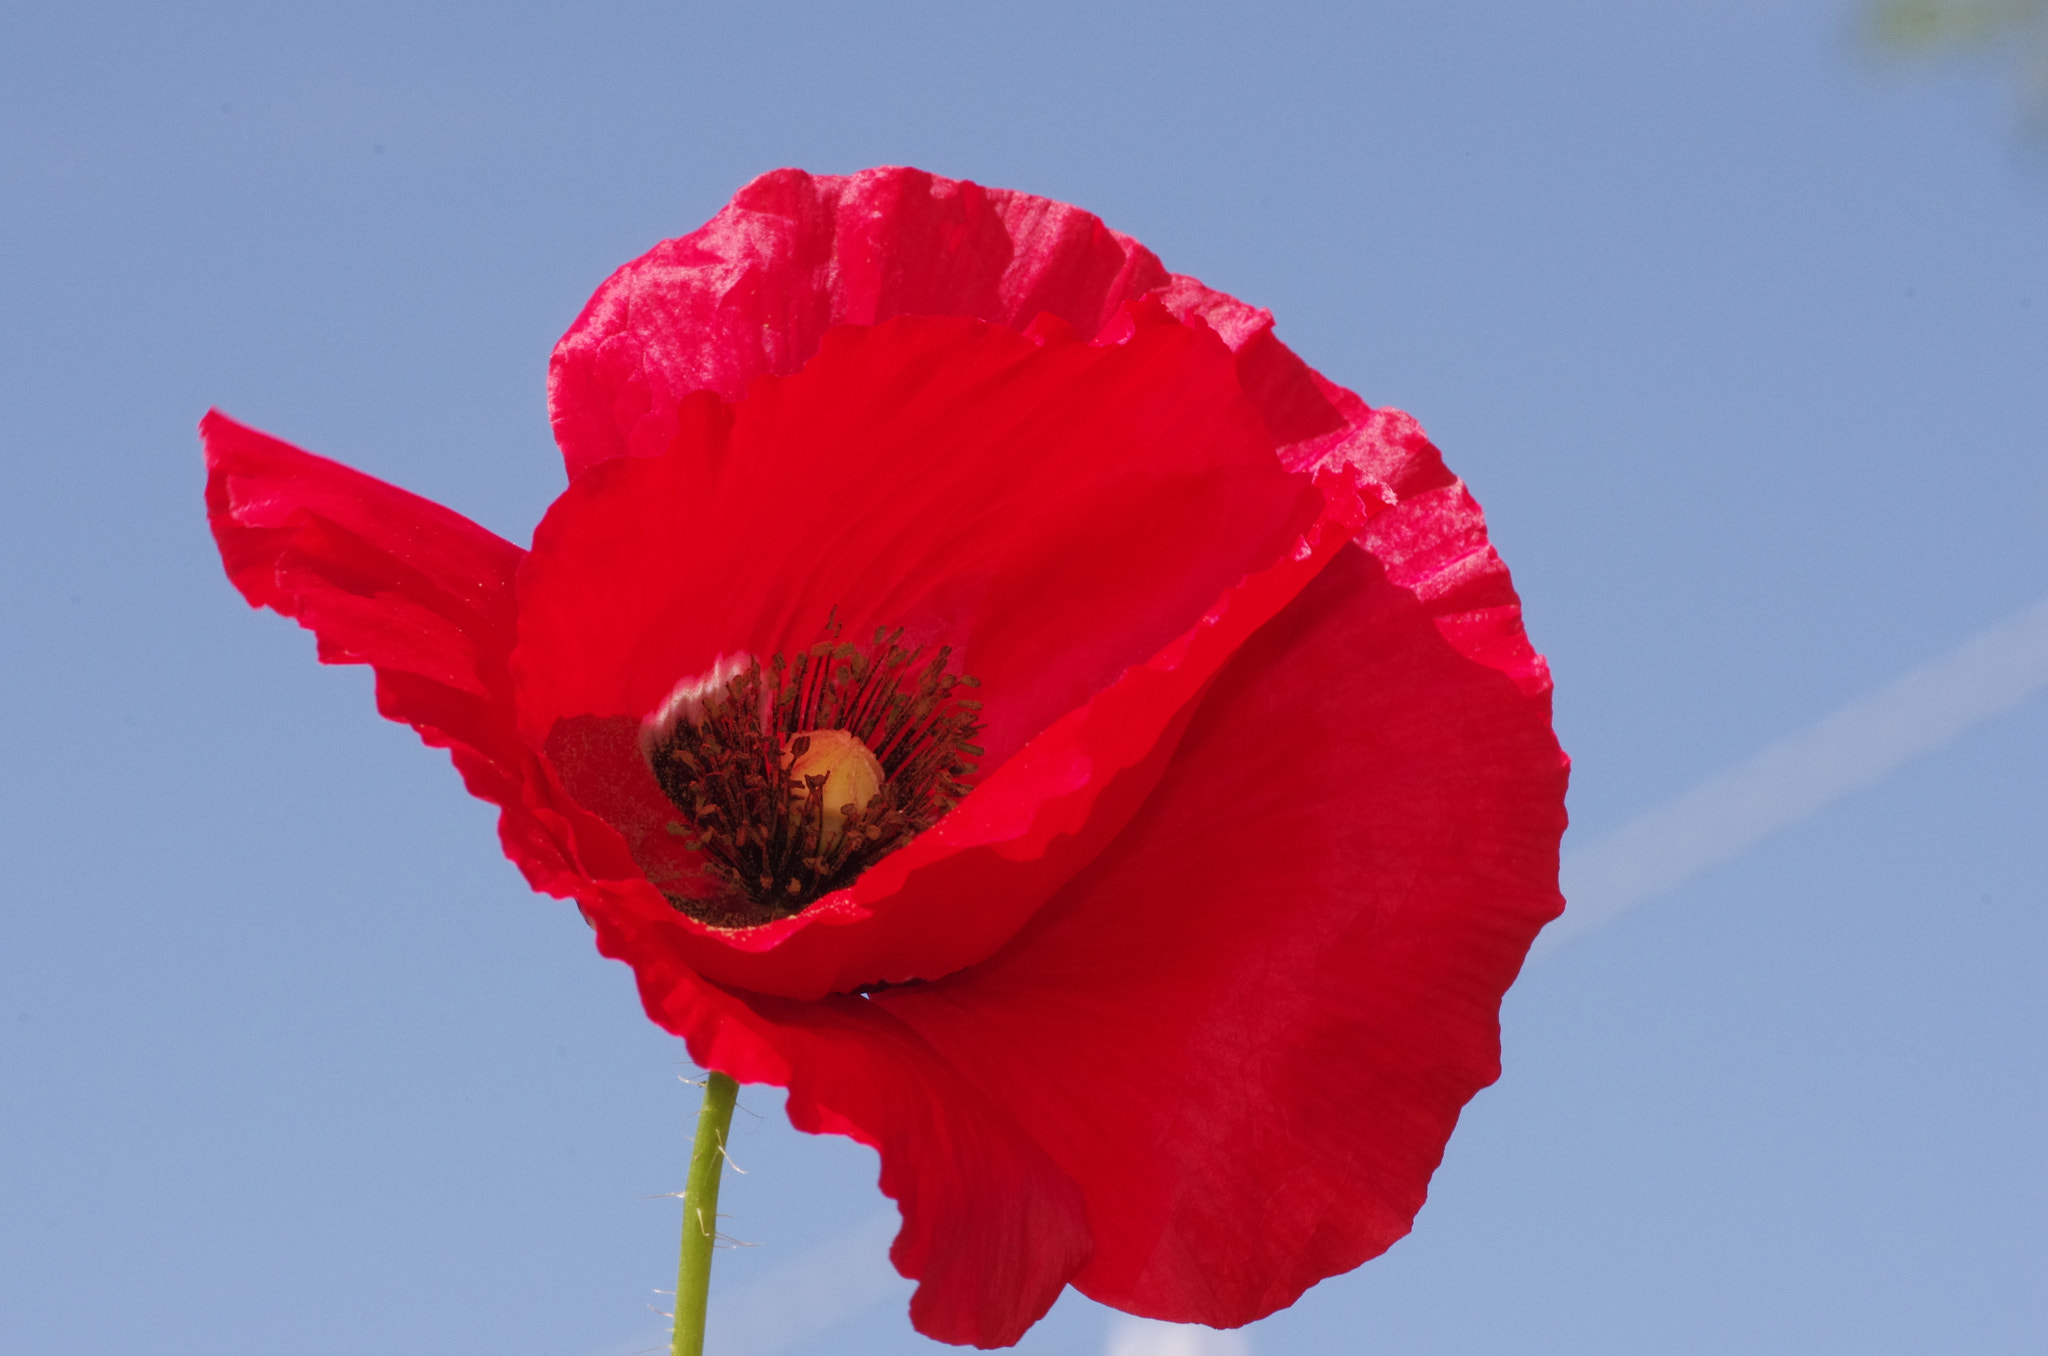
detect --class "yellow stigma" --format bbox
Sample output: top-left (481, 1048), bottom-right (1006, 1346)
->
top-left (782, 729), bottom-right (885, 850)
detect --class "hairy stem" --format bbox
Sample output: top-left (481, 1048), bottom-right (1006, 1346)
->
top-left (671, 1071), bottom-right (739, 1356)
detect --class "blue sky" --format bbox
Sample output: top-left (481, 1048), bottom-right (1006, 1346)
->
top-left (2, 2), bottom-right (2044, 1353)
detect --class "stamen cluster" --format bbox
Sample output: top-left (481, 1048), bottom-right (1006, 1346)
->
top-left (647, 625), bottom-right (984, 927)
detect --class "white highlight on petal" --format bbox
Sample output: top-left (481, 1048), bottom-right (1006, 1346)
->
top-left (1103, 1316), bottom-right (1252, 1356)
top-left (1535, 594), bottom-right (2048, 959)
top-left (639, 652), bottom-right (759, 760)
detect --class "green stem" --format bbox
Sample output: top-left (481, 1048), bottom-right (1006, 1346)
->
top-left (671, 1070), bottom-right (739, 1356)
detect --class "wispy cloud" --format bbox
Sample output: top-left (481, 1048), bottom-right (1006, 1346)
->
top-left (1536, 595), bottom-right (2048, 958)
top-left (1102, 1316), bottom-right (1251, 1356)
top-left (701, 1212), bottom-right (909, 1356)
top-left (582, 1212), bottom-right (905, 1356)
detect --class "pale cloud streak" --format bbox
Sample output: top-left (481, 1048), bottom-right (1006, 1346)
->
top-left (702, 1211), bottom-right (910, 1356)
top-left (583, 1212), bottom-right (905, 1356)
top-left (1103, 1316), bottom-right (1252, 1356)
top-left (1536, 595), bottom-right (2048, 958)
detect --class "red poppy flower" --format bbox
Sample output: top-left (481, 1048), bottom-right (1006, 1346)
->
top-left (203, 167), bottom-right (1568, 1348)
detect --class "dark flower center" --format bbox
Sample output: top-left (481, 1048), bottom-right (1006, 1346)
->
top-left (644, 623), bottom-right (984, 927)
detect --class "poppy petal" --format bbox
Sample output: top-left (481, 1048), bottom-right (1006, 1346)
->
top-left (546, 165), bottom-right (1359, 511)
top-left (871, 532), bottom-right (1568, 1326)
top-left (199, 412), bottom-right (564, 881)
top-left (548, 166), bottom-right (1179, 481)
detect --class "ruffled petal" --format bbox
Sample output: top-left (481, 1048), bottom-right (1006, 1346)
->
top-left (549, 165), bottom-right (1379, 484)
top-left (517, 309), bottom-right (1350, 998)
top-left (199, 412), bottom-right (565, 882)
top-left (872, 536), bottom-right (1568, 1327)
top-left (548, 166), bottom-right (1179, 481)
